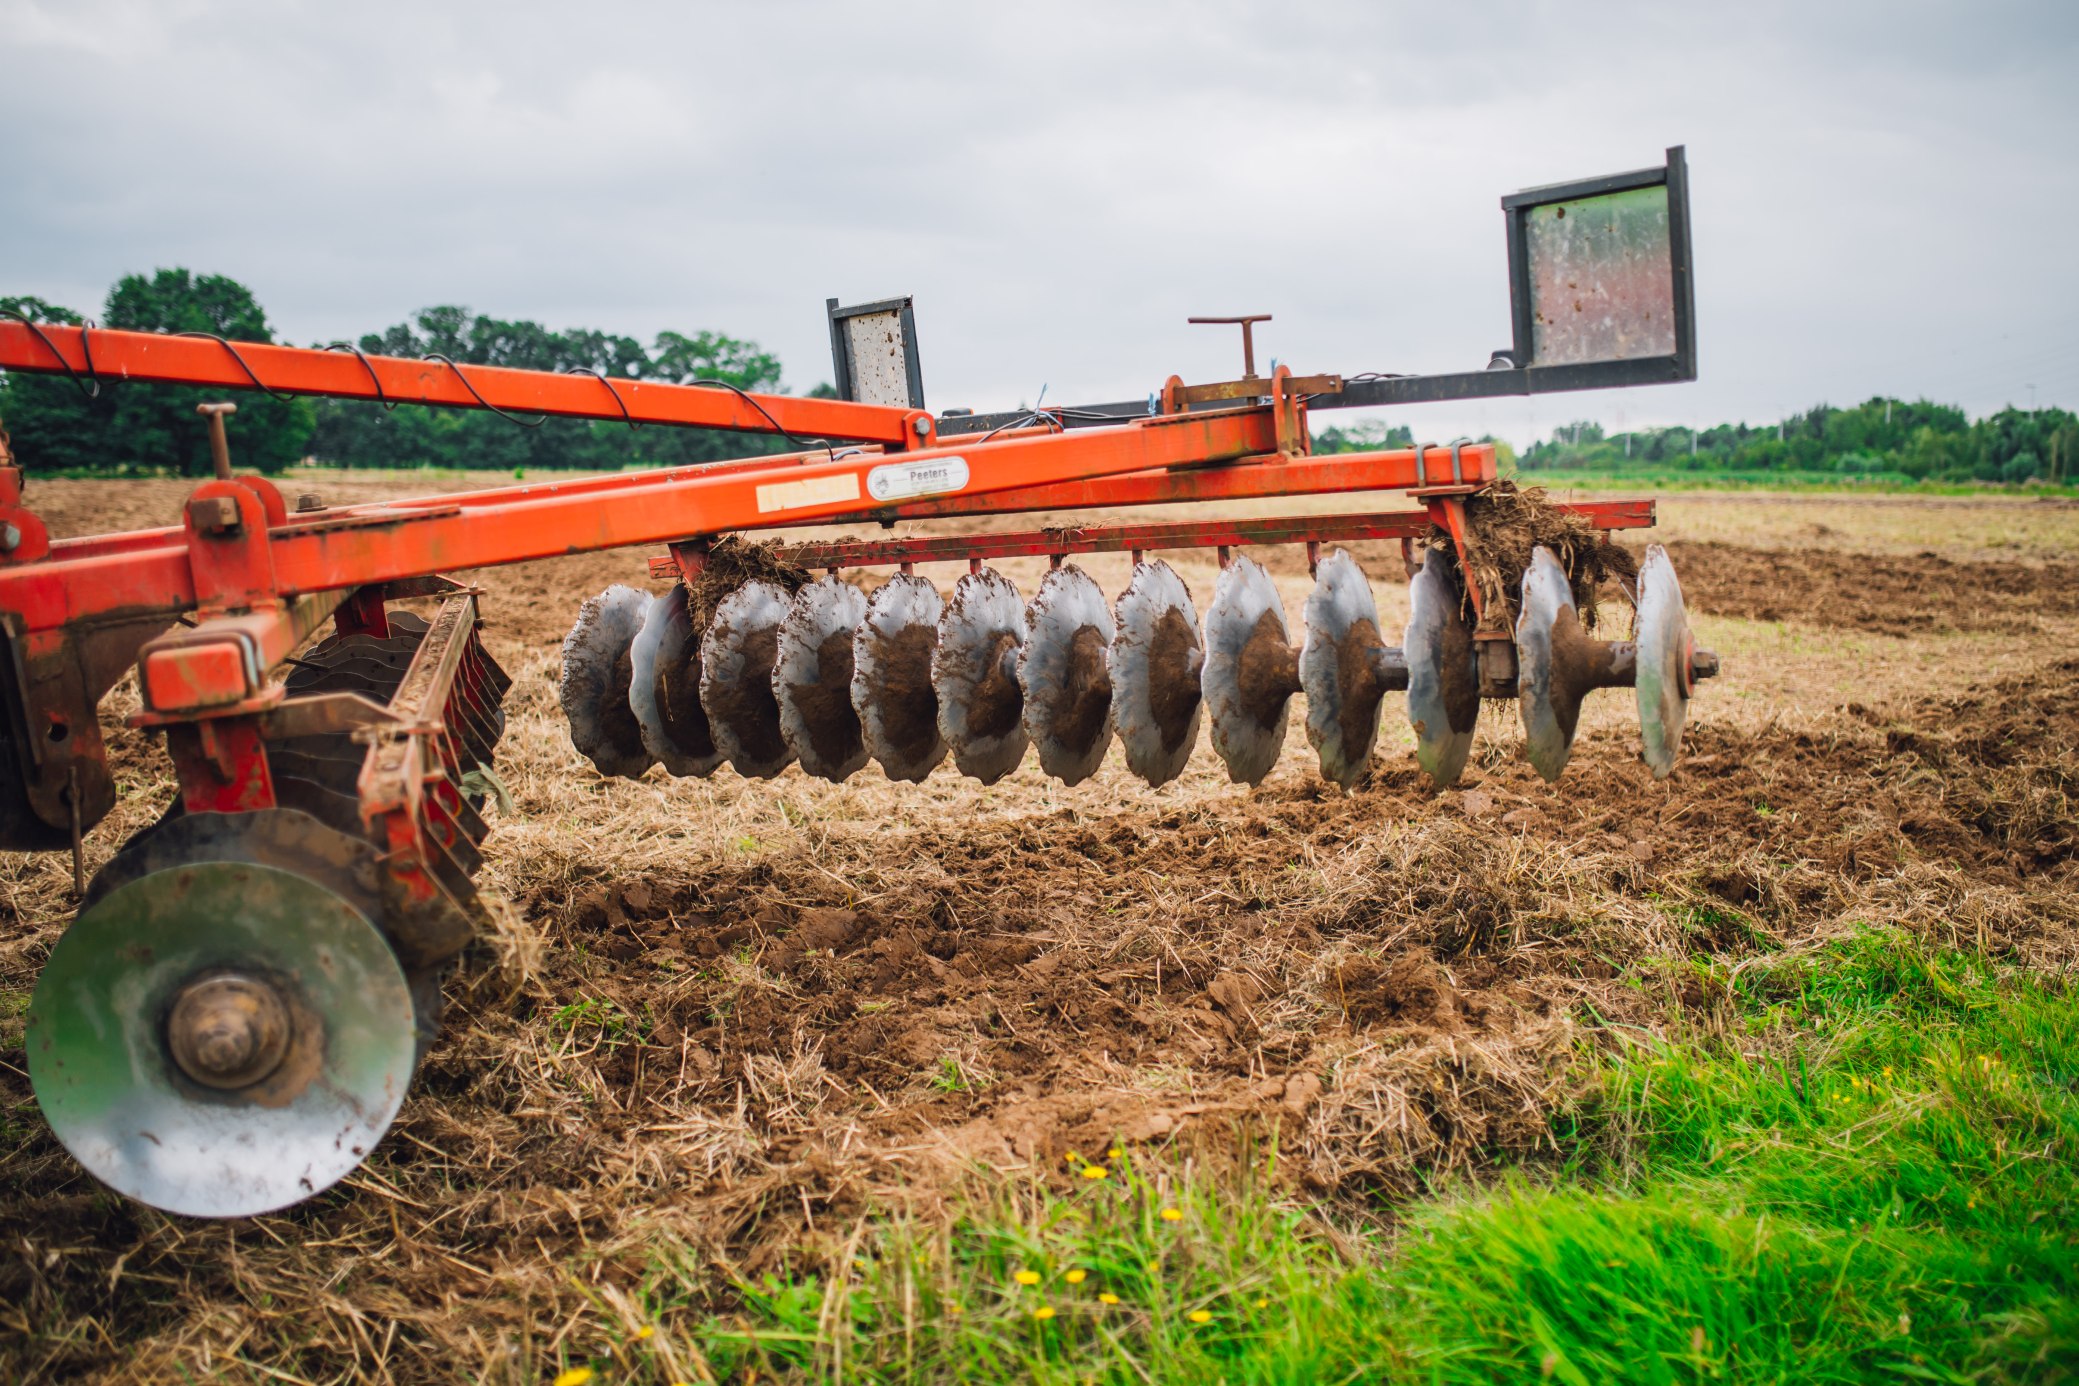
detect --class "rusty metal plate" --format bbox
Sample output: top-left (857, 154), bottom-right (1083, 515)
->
top-left (1525, 184), bottom-right (1677, 367)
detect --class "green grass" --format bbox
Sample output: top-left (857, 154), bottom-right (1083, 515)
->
top-left (552, 930), bottom-right (2078, 1383)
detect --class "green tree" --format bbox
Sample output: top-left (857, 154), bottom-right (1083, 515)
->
top-left (2, 272), bottom-right (314, 474)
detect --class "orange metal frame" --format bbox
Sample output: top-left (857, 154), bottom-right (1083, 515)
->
top-left (0, 326), bottom-right (1632, 885)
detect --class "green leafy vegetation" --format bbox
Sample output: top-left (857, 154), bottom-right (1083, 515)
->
top-left (2, 273), bottom-right (817, 475)
top-left (546, 929), bottom-right (2076, 1383)
top-left (1524, 398), bottom-right (2078, 487)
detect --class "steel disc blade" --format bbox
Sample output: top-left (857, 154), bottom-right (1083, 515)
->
top-left (774, 576), bottom-right (870, 783)
top-left (1109, 559), bottom-right (1203, 787)
top-left (1515, 546), bottom-right (1589, 783)
top-left (1635, 543), bottom-right (1692, 779)
top-left (933, 567), bottom-right (1028, 784)
top-left (1019, 565), bottom-right (1116, 786)
top-left (1201, 555), bottom-right (1294, 786)
top-left (1404, 551), bottom-right (1481, 787)
top-left (561, 586), bottom-right (655, 778)
top-left (700, 579), bottom-right (798, 779)
top-left (1299, 549), bottom-right (1389, 789)
top-left (30, 829), bottom-right (415, 1217)
top-left (630, 587), bottom-right (724, 778)
top-left (851, 574), bottom-right (947, 783)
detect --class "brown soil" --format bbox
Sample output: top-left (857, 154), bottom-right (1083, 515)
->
top-left (1147, 607), bottom-right (1203, 753)
top-left (1051, 624), bottom-right (1113, 754)
top-left (964, 631), bottom-right (1024, 741)
top-left (704, 614), bottom-right (786, 766)
top-left (863, 621), bottom-right (941, 762)
top-left (685, 535), bottom-right (809, 637)
top-left (1336, 617), bottom-right (1389, 757)
top-left (1236, 609), bottom-right (1300, 726)
top-left (788, 627), bottom-right (865, 768)
top-left (1, 479), bottom-right (2076, 1380)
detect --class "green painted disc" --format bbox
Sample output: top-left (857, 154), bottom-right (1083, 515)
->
top-left (28, 859), bottom-right (414, 1218)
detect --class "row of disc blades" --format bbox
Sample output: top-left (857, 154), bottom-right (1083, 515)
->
top-left (563, 541), bottom-right (1699, 792)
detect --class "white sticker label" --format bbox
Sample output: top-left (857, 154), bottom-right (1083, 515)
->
top-left (866, 456), bottom-right (969, 504)
top-left (755, 472), bottom-right (861, 514)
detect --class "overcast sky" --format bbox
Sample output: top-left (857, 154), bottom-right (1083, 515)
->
top-left (3, 1), bottom-right (2075, 446)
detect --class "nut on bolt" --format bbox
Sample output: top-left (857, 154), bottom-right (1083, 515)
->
top-left (0, 522), bottom-right (20, 553)
top-left (187, 495), bottom-right (242, 535)
top-left (295, 492), bottom-right (326, 513)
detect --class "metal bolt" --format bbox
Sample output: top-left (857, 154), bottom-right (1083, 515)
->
top-left (913, 416), bottom-right (932, 437)
top-left (296, 492), bottom-right (326, 513)
top-left (187, 495), bottom-right (241, 534)
top-left (166, 972), bottom-right (292, 1090)
top-left (0, 523), bottom-right (19, 553)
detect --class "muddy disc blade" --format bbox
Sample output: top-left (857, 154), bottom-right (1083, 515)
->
top-left (561, 585), bottom-right (655, 778)
top-left (1020, 565), bottom-right (1116, 786)
top-left (933, 567), bottom-right (1029, 784)
top-left (630, 586), bottom-right (725, 778)
top-left (775, 576), bottom-right (870, 783)
top-left (1404, 551), bottom-right (1481, 787)
top-left (1515, 546), bottom-right (1591, 783)
top-left (1109, 559), bottom-right (1203, 787)
top-left (851, 574), bottom-right (948, 783)
top-left (1635, 543), bottom-right (1693, 779)
top-left (700, 579), bottom-right (798, 779)
top-left (29, 813), bottom-right (416, 1217)
top-left (1299, 549), bottom-right (1390, 789)
top-left (1202, 554), bottom-right (1295, 786)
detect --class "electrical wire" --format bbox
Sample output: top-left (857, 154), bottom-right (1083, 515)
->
top-left (419, 353), bottom-right (547, 428)
top-left (172, 331), bottom-right (304, 403)
top-left (564, 367), bottom-right (638, 429)
top-left (326, 342), bottom-right (398, 411)
top-left (0, 307), bottom-right (100, 398)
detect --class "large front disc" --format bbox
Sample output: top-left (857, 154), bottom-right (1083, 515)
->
top-left (28, 856), bottom-right (416, 1218)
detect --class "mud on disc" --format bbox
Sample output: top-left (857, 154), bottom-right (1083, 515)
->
top-left (851, 573), bottom-right (948, 783)
top-left (700, 579), bottom-right (798, 779)
top-left (933, 567), bottom-right (1028, 785)
top-left (1634, 543), bottom-right (1694, 779)
top-left (30, 811), bottom-right (416, 1218)
top-left (1109, 559), bottom-right (1203, 788)
top-left (1299, 549), bottom-right (1392, 789)
top-left (1019, 564), bottom-right (1116, 786)
top-left (774, 576), bottom-right (870, 783)
top-left (1201, 555), bottom-right (1294, 786)
top-left (629, 586), bottom-right (725, 778)
top-left (561, 585), bottom-right (656, 778)
top-left (1515, 545), bottom-right (1596, 784)
top-left (1403, 550), bottom-right (1481, 788)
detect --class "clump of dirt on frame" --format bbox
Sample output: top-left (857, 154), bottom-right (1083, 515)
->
top-left (1430, 479), bottom-right (1640, 628)
top-left (682, 534), bottom-right (811, 634)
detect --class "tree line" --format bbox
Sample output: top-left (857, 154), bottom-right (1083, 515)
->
top-left (1523, 398), bottom-right (2076, 484)
top-left (1, 270), bottom-right (816, 475)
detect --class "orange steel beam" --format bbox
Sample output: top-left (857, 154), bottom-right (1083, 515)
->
top-left (0, 323), bottom-right (925, 447)
top-left (792, 442), bottom-right (1500, 529)
top-left (0, 408), bottom-right (1282, 632)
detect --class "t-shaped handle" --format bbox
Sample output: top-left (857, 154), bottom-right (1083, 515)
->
top-left (1187, 314), bottom-right (1272, 378)
top-left (195, 401), bottom-right (237, 480)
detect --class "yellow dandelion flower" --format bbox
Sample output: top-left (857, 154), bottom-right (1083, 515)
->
top-left (1065, 1150), bottom-right (1082, 1164)
top-left (1254, 1298), bottom-right (1269, 1309)
top-left (1033, 1305), bottom-right (1057, 1321)
top-left (1108, 1146), bottom-right (1123, 1159)
top-left (1160, 1207), bottom-right (1183, 1222)
top-left (1188, 1309), bottom-right (1213, 1324)
top-left (553, 1370), bottom-right (595, 1386)
top-left (1082, 1165), bottom-right (1109, 1180)
top-left (1098, 1293), bottom-right (1121, 1306)
top-left (1065, 1268), bottom-right (1087, 1285)
top-left (636, 1325), bottom-right (655, 1340)
top-left (1014, 1269), bottom-right (1042, 1286)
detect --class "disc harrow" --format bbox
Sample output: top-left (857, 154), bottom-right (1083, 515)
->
top-left (0, 144), bottom-right (1705, 1216)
